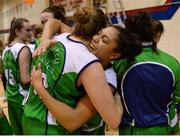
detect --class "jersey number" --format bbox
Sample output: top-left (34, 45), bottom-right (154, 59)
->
top-left (5, 69), bottom-right (16, 85)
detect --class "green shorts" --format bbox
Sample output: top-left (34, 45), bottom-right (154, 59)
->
top-left (119, 125), bottom-right (169, 135)
top-left (22, 115), bottom-right (80, 135)
top-left (8, 101), bottom-right (23, 134)
top-left (0, 113), bottom-right (13, 135)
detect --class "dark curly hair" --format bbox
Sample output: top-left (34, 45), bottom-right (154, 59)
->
top-left (125, 11), bottom-right (157, 52)
top-left (111, 25), bottom-right (142, 62)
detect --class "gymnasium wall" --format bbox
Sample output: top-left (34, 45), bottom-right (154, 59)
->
top-left (0, 0), bottom-right (49, 42)
top-left (159, 8), bottom-right (180, 61)
top-left (0, 0), bottom-right (179, 60)
top-left (107, 0), bottom-right (180, 61)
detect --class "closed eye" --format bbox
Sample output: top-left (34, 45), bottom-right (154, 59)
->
top-left (26, 29), bottom-right (31, 32)
top-left (102, 36), bottom-right (109, 44)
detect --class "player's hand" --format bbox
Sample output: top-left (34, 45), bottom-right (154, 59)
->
top-left (114, 92), bottom-right (121, 106)
top-left (31, 64), bottom-right (43, 91)
top-left (114, 92), bottom-right (123, 120)
top-left (32, 39), bottom-right (57, 57)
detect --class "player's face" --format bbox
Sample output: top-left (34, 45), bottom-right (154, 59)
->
top-left (88, 26), bottom-right (121, 64)
top-left (40, 12), bottom-right (54, 25)
top-left (18, 22), bottom-right (32, 43)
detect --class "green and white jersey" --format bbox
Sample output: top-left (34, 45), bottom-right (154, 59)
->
top-left (105, 66), bottom-right (117, 90)
top-left (28, 40), bottom-right (41, 71)
top-left (23, 33), bottom-right (99, 134)
top-left (27, 43), bottom-right (35, 53)
top-left (2, 43), bottom-right (30, 104)
top-left (81, 66), bottom-right (117, 135)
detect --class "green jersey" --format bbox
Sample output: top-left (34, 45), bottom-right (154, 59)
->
top-left (113, 46), bottom-right (180, 134)
top-left (23, 33), bottom-right (98, 135)
top-left (2, 43), bottom-right (30, 104)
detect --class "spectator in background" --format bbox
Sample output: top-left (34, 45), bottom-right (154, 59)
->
top-left (29, 24), bottom-right (44, 44)
top-left (34, 24), bottom-right (44, 39)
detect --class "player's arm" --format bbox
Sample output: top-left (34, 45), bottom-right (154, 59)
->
top-left (31, 65), bottom-right (95, 131)
top-left (42, 18), bottom-right (73, 40)
top-left (19, 47), bottom-right (31, 85)
top-left (33, 19), bottom-right (73, 57)
top-left (31, 64), bottom-right (120, 131)
top-left (78, 62), bottom-right (122, 129)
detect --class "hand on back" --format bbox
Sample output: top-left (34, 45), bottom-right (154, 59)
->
top-left (32, 39), bottom-right (57, 57)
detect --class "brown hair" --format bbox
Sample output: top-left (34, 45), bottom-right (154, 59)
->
top-left (41, 5), bottom-right (67, 24)
top-left (34, 24), bottom-right (44, 38)
top-left (153, 20), bottom-right (164, 37)
top-left (8, 17), bottom-right (29, 44)
top-left (73, 7), bottom-right (107, 40)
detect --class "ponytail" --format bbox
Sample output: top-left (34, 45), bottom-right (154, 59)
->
top-left (8, 18), bottom-right (29, 45)
top-left (8, 17), bottom-right (16, 45)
